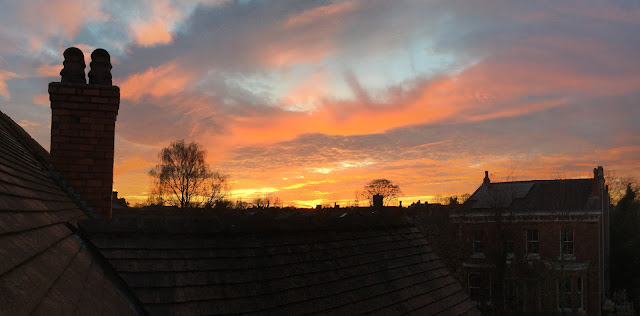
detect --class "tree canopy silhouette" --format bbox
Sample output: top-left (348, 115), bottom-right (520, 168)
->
top-left (364, 179), bottom-right (402, 206)
top-left (149, 139), bottom-right (229, 208)
top-left (611, 183), bottom-right (640, 304)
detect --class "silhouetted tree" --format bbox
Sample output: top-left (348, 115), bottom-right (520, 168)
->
top-left (149, 139), bottom-right (229, 208)
top-left (203, 171), bottom-right (230, 208)
top-left (364, 179), bottom-right (402, 206)
top-left (611, 183), bottom-right (640, 308)
top-left (433, 194), bottom-right (470, 205)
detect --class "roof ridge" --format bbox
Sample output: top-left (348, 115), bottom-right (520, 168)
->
top-left (491, 178), bottom-right (591, 184)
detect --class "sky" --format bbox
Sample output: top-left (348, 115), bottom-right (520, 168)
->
top-left (1, 0), bottom-right (639, 207)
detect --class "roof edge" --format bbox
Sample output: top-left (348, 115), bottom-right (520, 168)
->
top-left (0, 110), bottom-right (50, 167)
top-left (0, 110), bottom-right (97, 220)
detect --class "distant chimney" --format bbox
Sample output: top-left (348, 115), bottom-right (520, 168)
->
top-left (49, 47), bottom-right (119, 219)
top-left (483, 170), bottom-right (490, 185)
top-left (372, 194), bottom-right (383, 208)
top-left (592, 166), bottom-right (604, 197)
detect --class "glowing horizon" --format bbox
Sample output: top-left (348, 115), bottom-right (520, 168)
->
top-left (1, 1), bottom-right (639, 208)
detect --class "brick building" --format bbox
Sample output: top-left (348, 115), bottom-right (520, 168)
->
top-left (451, 169), bottom-right (610, 314)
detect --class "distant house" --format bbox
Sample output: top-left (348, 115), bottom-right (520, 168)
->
top-left (452, 169), bottom-right (610, 314)
top-left (112, 191), bottom-right (129, 208)
top-left (0, 47), bottom-right (480, 315)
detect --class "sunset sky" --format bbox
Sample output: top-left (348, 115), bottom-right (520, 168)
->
top-left (1, 0), bottom-right (639, 207)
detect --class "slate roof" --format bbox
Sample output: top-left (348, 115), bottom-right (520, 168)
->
top-left (80, 208), bottom-right (481, 315)
top-left (0, 111), bottom-right (136, 315)
top-left (465, 179), bottom-right (600, 211)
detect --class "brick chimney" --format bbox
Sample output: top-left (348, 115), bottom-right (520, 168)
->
top-left (49, 47), bottom-right (119, 219)
top-left (483, 170), bottom-right (490, 185)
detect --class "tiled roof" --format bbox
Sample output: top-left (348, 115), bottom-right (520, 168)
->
top-left (0, 111), bottom-right (135, 315)
top-left (80, 209), bottom-right (480, 315)
top-left (466, 179), bottom-right (599, 211)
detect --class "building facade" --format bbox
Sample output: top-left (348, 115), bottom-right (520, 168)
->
top-left (452, 168), bottom-right (610, 314)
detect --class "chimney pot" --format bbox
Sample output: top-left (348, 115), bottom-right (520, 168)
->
top-left (483, 170), bottom-right (490, 184)
top-left (598, 166), bottom-right (604, 178)
top-left (88, 48), bottom-right (112, 85)
top-left (60, 47), bottom-right (86, 84)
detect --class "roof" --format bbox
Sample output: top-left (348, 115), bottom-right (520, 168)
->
top-left (80, 208), bottom-right (480, 315)
top-left (0, 110), bottom-right (135, 315)
top-left (465, 178), bottom-right (601, 211)
top-left (1, 109), bottom-right (479, 315)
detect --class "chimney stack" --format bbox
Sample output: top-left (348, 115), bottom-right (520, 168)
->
top-left (483, 170), bottom-right (490, 185)
top-left (49, 47), bottom-right (119, 219)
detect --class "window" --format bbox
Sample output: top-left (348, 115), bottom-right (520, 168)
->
top-left (526, 229), bottom-right (539, 254)
top-left (558, 277), bottom-right (572, 309)
top-left (504, 280), bottom-right (521, 310)
top-left (472, 230), bottom-right (484, 254)
top-left (577, 277), bottom-right (583, 309)
top-left (561, 228), bottom-right (574, 255)
top-left (469, 273), bottom-right (491, 304)
top-left (558, 277), bottom-right (583, 310)
top-left (503, 230), bottom-right (514, 258)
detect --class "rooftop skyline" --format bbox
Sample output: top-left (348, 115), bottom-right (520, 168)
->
top-left (1, 0), bottom-right (639, 207)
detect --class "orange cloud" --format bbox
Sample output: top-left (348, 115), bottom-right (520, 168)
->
top-left (118, 61), bottom-right (194, 100)
top-left (131, 20), bottom-right (174, 47)
top-left (130, 0), bottom-right (181, 47)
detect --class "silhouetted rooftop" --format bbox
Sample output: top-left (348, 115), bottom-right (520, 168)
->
top-left (0, 110), bottom-right (134, 315)
top-left (80, 207), bottom-right (480, 315)
top-left (465, 178), bottom-right (601, 211)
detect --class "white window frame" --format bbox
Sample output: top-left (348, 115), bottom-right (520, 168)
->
top-left (471, 230), bottom-right (485, 258)
top-left (577, 277), bottom-right (583, 310)
top-left (504, 232), bottom-right (515, 260)
top-left (560, 227), bottom-right (575, 260)
top-left (557, 276), bottom-right (584, 312)
top-left (525, 229), bottom-right (540, 259)
top-left (558, 277), bottom-right (572, 310)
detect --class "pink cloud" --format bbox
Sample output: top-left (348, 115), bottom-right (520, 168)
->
top-left (255, 1), bottom-right (361, 68)
top-left (283, 1), bottom-right (359, 28)
top-left (16, 0), bottom-right (108, 52)
top-left (278, 70), bottom-right (330, 111)
top-left (0, 70), bottom-right (18, 99)
top-left (32, 94), bottom-right (49, 107)
top-left (35, 44), bottom-right (97, 78)
top-left (35, 64), bottom-right (62, 78)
